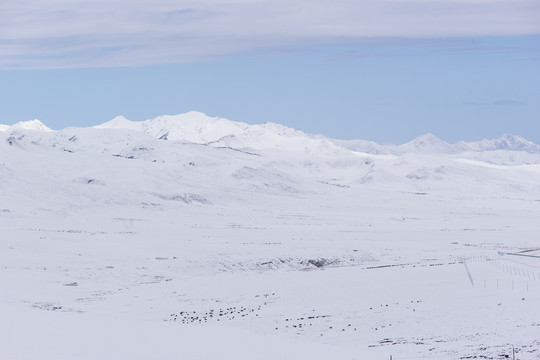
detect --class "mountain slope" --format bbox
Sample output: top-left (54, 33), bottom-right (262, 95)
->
top-left (1, 114), bottom-right (539, 213)
top-left (397, 133), bottom-right (457, 154)
top-left (0, 119), bottom-right (52, 132)
top-left (4, 113), bottom-right (540, 157)
top-left (459, 134), bottom-right (540, 153)
top-left (1, 112), bottom-right (540, 360)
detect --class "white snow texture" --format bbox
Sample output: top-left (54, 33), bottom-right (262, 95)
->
top-left (1, 112), bottom-right (539, 360)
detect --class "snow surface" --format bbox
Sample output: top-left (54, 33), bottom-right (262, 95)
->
top-left (328, 133), bottom-right (540, 158)
top-left (1, 112), bottom-right (539, 359)
top-left (3, 119), bottom-right (53, 132)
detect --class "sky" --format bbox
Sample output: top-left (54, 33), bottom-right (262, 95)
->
top-left (1, 0), bottom-right (539, 144)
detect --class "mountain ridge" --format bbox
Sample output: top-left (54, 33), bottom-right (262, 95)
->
top-left (1, 112), bottom-right (538, 154)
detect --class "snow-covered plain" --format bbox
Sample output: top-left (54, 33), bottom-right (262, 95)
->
top-left (1, 112), bottom-right (539, 359)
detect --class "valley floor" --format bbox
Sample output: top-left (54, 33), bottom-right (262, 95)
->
top-left (1, 188), bottom-right (539, 360)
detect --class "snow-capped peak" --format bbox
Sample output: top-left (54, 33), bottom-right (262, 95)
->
top-left (399, 133), bottom-right (456, 154)
top-left (142, 112), bottom-right (250, 143)
top-left (492, 134), bottom-right (536, 151)
top-left (10, 119), bottom-right (53, 132)
top-left (459, 134), bottom-right (540, 153)
top-left (410, 133), bottom-right (445, 145)
top-left (93, 111), bottom-right (251, 144)
top-left (94, 116), bottom-right (143, 131)
top-left (0, 124), bottom-right (9, 132)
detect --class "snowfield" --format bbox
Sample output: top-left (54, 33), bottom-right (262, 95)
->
top-left (1, 112), bottom-right (539, 359)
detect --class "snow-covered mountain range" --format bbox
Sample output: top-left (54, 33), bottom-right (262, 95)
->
top-left (3, 111), bottom-right (538, 155)
top-left (327, 132), bottom-right (540, 155)
top-left (1, 112), bottom-right (539, 360)
top-left (97, 112), bottom-right (538, 154)
top-left (1, 111), bottom-right (539, 209)
top-left (1, 111), bottom-right (539, 212)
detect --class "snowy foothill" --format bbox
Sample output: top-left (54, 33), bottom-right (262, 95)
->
top-left (1, 112), bottom-right (539, 359)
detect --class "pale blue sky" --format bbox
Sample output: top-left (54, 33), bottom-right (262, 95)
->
top-left (1, 1), bottom-right (539, 144)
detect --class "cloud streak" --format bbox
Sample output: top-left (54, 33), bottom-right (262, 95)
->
top-left (1, 0), bottom-right (540, 69)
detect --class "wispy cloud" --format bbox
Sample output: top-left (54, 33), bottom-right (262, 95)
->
top-left (1, 0), bottom-right (540, 69)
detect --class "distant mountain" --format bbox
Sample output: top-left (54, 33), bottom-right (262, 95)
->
top-left (397, 133), bottom-right (458, 154)
top-left (1, 119), bottom-right (52, 132)
top-left (1, 111), bottom-right (540, 213)
top-left (2, 113), bottom-right (539, 157)
top-left (330, 133), bottom-right (540, 156)
top-left (94, 115), bottom-right (143, 131)
top-left (142, 112), bottom-right (250, 143)
top-left (317, 137), bottom-right (393, 155)
top-left (92, 111), bottom-right (348, 155)
top-left (458, 134), bottom-right (540, 153)
top-left (94, 111), bottom-right (249, 143)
